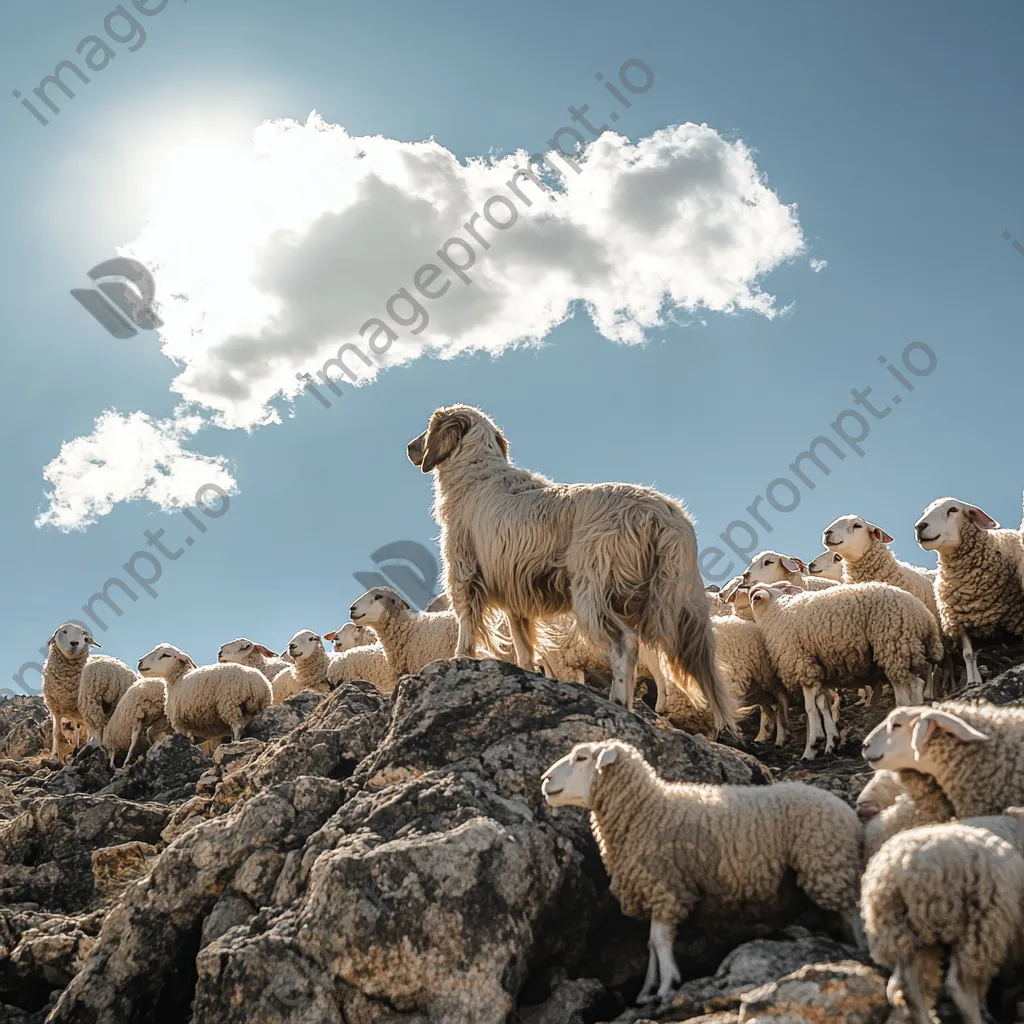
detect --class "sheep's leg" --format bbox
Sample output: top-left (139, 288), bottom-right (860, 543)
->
top-left (910, 675), bottom-right (927, 705)
top-left (49, 712), bottom-right (61, 759)
top-left (866, 684), bottom-right (879, 707)
top-left (800, 686), bottom-right (821, 760)
top-left (231, 721), bottom-right (244, 742)
top-left (636, 944), bottom-right (660, 1004)
top-left (774, 693), bottom-right (790, 747)
top-left (124, 722), bottom-right (143, 765)
top-left (945, 953), bottom-right (987, 1024)
top-left (754, 706), bottom-right (771, 743)
top-left (961, 635), bottom-right (982, 686)
top-left (508, 617), bottom-right (537, 672)
top-left (816, 690), bottom-right (839, 755)
top-left (890, 957), bottom-right (932, 1024)
top-left (647, 658), bottom-right (670, 714)
top-left (923, 666), bottom-right (935, 701)
top-left (608, 629), bottom-right (639, 709)
top-left (890, 680), bottom-right (912, 706)
top-left (650, 919), bottom-right (681, 1000)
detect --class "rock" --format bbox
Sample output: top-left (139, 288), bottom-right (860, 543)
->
top-left (97, 733), bottom-right (213, 805)
top-left (739, 961), bottom-right (889, 1023)
top-left (959, 662), bottom-right (1024, 707)
top-left (90, 842), bottom-right (160, 902)
top-left (0, 697), bottom-right (50, 761)
top-left (246, 689), bottom-right (328, 742)
top-left (518, 974), bottom-right (610, 1024)
top-left (48, 661), bottom-right (768, 1024)
top-left (213, 738), bottom-right (264, 771)
top-left (37, 745), bottom-right (115, 797)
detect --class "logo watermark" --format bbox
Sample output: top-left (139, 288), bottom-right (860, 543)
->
top-left (353, 541), bottom-right (441, 611)
top-left (70, 257), bottom-right (163, 338)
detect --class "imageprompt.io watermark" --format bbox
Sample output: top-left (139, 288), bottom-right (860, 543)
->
top-left (353, 541), bottom-right (441, 611)
top-left (698, 341), bottom-right (940, 583)
top-left (296, 57), bottom-right (655, 412)
top-left (70, 256), bottom-right (163, 338)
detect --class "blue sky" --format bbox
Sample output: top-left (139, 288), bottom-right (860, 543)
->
top-left (3, 0), bottom-right (1023, 695)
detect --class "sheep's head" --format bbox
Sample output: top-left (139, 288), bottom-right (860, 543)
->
top-left (855, 769), bottom-right (903, 822)
top-left (742, 551), bottom-right (807, 585)
top-left (542, 739), bottom-right (631, 809)
top-left (914, 498), bottom-right (999, 554)
top-left (808, 550), bottom-right (845, 580)
top-left (287, 630), bottom-right (323, 662)
top-left (138, 643), bottom-right (195, 678)
top-left (218, 638), bottom-right (278, 663)
top-left (861, 706), bottom-right (989, 772)
top-left (407, 404), bottom-right (509, 473)
top-left (48, 623), bottom-right (100, 658)
top-left (324, 622), bottom-right (376, 652)
top-left (747, 581), bottom-right (801, 621)
top-left (822, 515), bottom-right (893, 561)
top-left (349, 586), bottom-right (411, 626)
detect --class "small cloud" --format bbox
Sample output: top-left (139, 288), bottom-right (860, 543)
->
top-left (809, 258), bottom-right (828, 273)
top-left (35, 409), bottom-right (237, 532)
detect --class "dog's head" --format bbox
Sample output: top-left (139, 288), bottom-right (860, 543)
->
top-left (407, 404), bottom-right (510, 473)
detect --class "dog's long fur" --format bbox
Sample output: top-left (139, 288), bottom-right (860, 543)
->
top-left (407, 404), bottom-right (735, 731)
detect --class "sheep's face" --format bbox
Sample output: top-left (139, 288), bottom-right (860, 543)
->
top-left (915, 498), bottom-right (1000, 553)
top-left (861, 706), bottom-right (990, 771)
top-left (218, 638), bottom-right (253, 664)
top-left (288, 630), bottom-right (323, 661)
top-left (49, 623), bottom-right (100, 658)
top-left (138, 643), bottom-right (195, 677)
top-left (855, 769), bottom-right (903, 822)
top-left (742, 551), bottom-right (806, 585)
top-left (325, 623), bottom-right (376, 652)
top-left (822, 515), bottom-right (893, 561)
top-left (350, 587), bottom-right (410, 625)
top-left (407, 404), bottom-right (509, 473)
top-left (542, 741), bottom-right (622, 808)
top-left (808, 551), bottom-right (845, 580)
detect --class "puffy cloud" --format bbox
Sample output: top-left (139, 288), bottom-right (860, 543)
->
top-left (126, 114), bottom-right (807, 429)
top-left (35, 410), bottom-right (236, 532)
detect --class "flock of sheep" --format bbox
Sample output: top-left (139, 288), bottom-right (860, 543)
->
top-left (33, 403), bottom-right (1024, 1023)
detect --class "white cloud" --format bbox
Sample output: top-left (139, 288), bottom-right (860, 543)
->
top-left (809, 258), bottom-right (828, 272)
top-left (124, 114), bottom-right (807, 429)
top-left (40, 114), bottom-right (809, 529)
top-left (35, 410), bottom-right (237, 532)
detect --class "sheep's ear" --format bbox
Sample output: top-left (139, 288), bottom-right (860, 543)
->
top-left (780, 556), bottom-right (805, 573)
top-left (868, 524), bottom-right (894, 543)
top-left (912, 709), bottom-right (989, 758)
top-left (85, 635), bottom-right (101, 648)
top-left (1003, 806), bottom-right (1024, 821)
top-left (775, 582), bottom-right (803, 596)
top-left (323, 631), bottom-right (337, 642)
top-left (966, 505), bottom-right (1000, 530)
top-left (421, 409), bottom-right (471, 473)
top-left (720, 577), bottom-right (742, 600)
top-left (47, 629), bottom-right (58, 646)
top-left (493, 428), bottom-right (509, 460)
top-left (253, 644), bottom-right (277, 657)
top-left (178, 652), bottom-right (197, 670)
top-left (595, 747), bottom-right (618, 770)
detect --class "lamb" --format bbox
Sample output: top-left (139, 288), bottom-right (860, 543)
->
top-left (324, 623), bottom-right (378, 653)
top-left (749, 581), bottom-right (944, 760)
top-left (217, 638), bottom-right (291, 684)
top-left (41, 623), bottom-right (101, 760)
top-left (77, 655), bottom-right (138, 748)
top-left (861, 816), bottom-right (1024, 1024)
top-left (857, 769), bottom-right (955, 860)
top-left (407, 404), bottom-right (735, 731)
top-left (273, 629), bottom-right (398, 700)
top-left (541, 739), bottom-right (863, 1004)
top-left (100, 677), bottom-right (171, 767)
top-left (862, 702), bottom-right (1024, 817)
top-left (137, 644), bottom-right (273, 744)
top-left (914, 497), bottom-right (1024, 685)
top-left (807, 550), bottom-right (845, 581)
top-left (741, 551), bottom-right (839, 591)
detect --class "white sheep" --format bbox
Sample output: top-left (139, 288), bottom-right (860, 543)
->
top-left (217, 638), bottom-right (291, 684)
top-left (324, 623), bottom-right (378, 653)
top-left (100, 677), bottom-right (171, 767)
top-left (914, 497), bottom-right (1024, 685)
top-left (861, 702), bottom-right (1024, 818)
top-left (807, 550), bottom-right (845, 581)
top-left (77, 654), bottom-right (138, 748)
top-left (274, 629), bottom-right (398, 700)
top-left (137, 644), bottom-right (273, 745)
top-left (407, 404), bottom-right (735, 731)
top-left (741, 551), bottom-right (839, 591)
top-left (857, 769), bottom-right (955, 860)
top-left (861, 815), bottom-right (1024, 1024)
top-left (41, 623), bottom-right (100, 760)
top-left (749, 581), bottom-right (944, 760)
top-left (541, 739), bottom-right (863, 1004)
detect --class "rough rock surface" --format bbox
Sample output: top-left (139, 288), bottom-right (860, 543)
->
top-left (0, 646), bottom-right (1022, 1024)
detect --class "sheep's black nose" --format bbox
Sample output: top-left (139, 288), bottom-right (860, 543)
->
top-left (914, 522), bottom-right (926, 535)
top-left (350, 605), bottom-right (356, 614)
top-left (69, 640), bottom-right (78, 649)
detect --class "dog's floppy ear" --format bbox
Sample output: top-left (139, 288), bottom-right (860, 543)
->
top-left (421, 409), bottom-right (471, 473)
top-left (493, 427), bottom-right (509, 460)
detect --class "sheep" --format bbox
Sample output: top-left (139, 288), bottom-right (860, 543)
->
top-left (541, 739), bottom-right (863, 1004)
top-left (741, 551), bottom-right (839, 591)
top-left (914, 497), bottom-right (1024, 686)
top-left (861, 817), bottom-right (1024, 1024)
top-left (822, 513), bottom-right (952, 699)
top-left (41, 623), bottom-right (101, 760)
top-left (749, 581), bottom-right (944, 760)
top-left (858, 769), bottom-right (956, 860)
top-left (407, 404), bottom-right (735, 731)
top-left (100, 677), bottom-right (171, 767)
top-left (807, 550), bottom-right (845, 581)
top-left (324, 623), bottom-right (378, 653)
top-left (137, 644), bottom-right (273, 744)
top-left (78, 655), bottom-right (139, 747)
top-left (274, 629), bottom-right (398, 700)
top-left (217, 638), bottom-right (291, 684)
top-left (861, 702), bottom-right (1024, 818)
